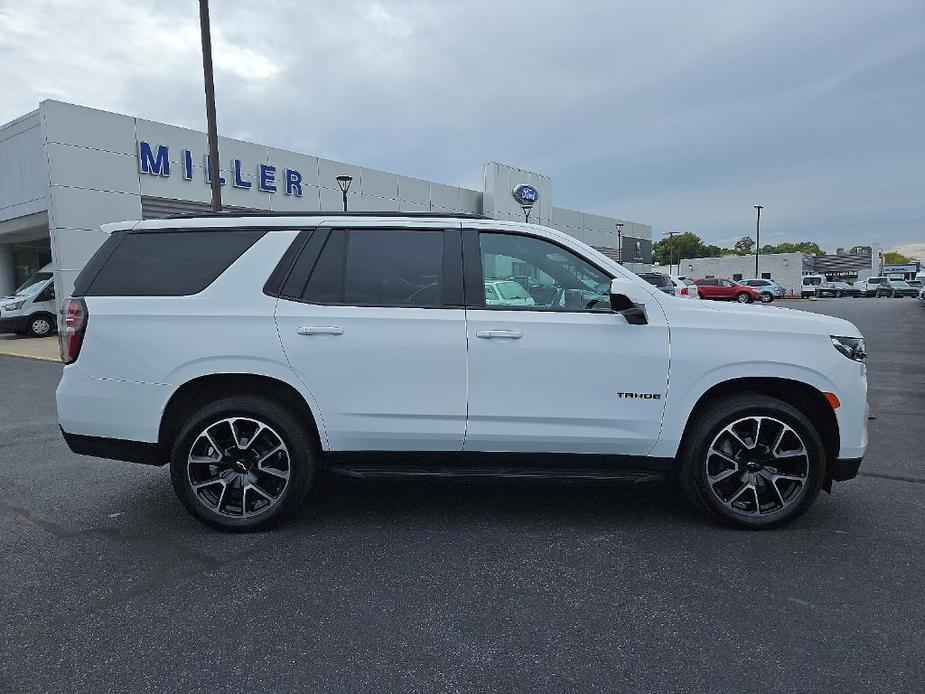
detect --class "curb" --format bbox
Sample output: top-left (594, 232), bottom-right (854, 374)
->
top-left (0, 351), bottom-right (61, 363)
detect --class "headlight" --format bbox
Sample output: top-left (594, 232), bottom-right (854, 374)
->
top-left (2, 300), bottom-right (25, 311)
top-left (830, 335), bottom-right (866, 361)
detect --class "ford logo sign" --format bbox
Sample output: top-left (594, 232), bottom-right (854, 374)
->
top-left (512, 183), bottom-right (539, 205)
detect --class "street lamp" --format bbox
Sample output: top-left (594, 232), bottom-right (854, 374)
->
top-left (615, 223), bottom-right (624, 264)
top-left (336, 175), bottom-right (353, 212)
top-left (521, 203), bottom-right (534, 223)
top-left (754, 204), bottom-right (763, 277)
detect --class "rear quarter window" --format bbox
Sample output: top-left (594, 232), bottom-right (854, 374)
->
top-left (79, 230), bottom-right (266, 297)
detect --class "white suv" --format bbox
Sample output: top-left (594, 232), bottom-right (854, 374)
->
top-left (57, 213), bottom-right (868, 531)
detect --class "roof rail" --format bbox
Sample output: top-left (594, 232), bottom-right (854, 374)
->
top-left (161, 210), bottom-right (490, 220)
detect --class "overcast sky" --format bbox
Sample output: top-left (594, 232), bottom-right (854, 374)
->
top-left (1, 0), bottom-right (922, 252)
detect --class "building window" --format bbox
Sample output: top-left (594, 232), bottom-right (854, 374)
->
top-left (732, 273), bottom-right (743, 281)
top-left (761, 272), bottom-right (772, 279)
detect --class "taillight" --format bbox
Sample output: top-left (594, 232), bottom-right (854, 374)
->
top-left (59, 298), bottom-right (88, 364)
top-left (680, 286), bottom-right (689, 296)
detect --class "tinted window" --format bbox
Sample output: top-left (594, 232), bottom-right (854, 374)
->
top-left (82, 230), bottom-right (265, 296)
top-left (304, 230), bottom-right (347, 304)
top-left (479, 233), bottom-right (611, 311)
top-left (298, 229), bottom-right (448, 307)
top-left (639, 273), bottom-right (672, 288)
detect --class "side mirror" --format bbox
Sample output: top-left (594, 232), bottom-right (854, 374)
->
top-left (609, 277), bottom-right (648, 325)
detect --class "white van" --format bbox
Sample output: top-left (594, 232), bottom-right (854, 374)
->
top-left (0, 264), bottom-right (57, 337)
top-left (801, 275), bottom-right (825, 298)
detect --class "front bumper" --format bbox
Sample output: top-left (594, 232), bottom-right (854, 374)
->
top-left (0, 315), bottom-right (29, 333)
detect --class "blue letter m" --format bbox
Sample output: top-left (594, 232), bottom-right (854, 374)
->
top-left (138, 141), bottom-right (170, 176)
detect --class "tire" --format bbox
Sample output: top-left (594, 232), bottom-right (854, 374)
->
top-left (678, 393), bottom-right (826, 530)
top-left (835, 291), bottom-right (842, 298)
top-left (27, 314), bottom-right (55, 337)
top-left (736, 292), bottom-right (751, 303)
top-left (760, 292), bottom-right (773, 303)
top-left (170, 396), bottom-right (315, 531)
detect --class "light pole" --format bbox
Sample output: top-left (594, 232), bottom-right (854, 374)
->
top-left (336, 175), bottom-right (353, 211)
top-left (199, 0), bottom-right (222, 212)
top-left (664, 231), bottom-right (681, 275)
top-left (754, 205), bottom-right (763, 277)
top-left (615, 223), bottom-right (624, 264)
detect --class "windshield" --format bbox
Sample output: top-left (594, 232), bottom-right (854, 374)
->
top-left (14, 272), bottom-right (52, 297)
top-left (891, 281), bottom-right (910, 288)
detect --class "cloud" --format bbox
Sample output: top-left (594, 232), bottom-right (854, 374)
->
top-left (0, 0), bottom-right (922, 251)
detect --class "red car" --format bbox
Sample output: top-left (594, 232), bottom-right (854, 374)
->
top-left (693, 278), bottom-right (761, 303)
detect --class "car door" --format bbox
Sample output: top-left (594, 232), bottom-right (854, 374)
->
top-left (275, 224), bottom-right (468, 451)
top-left (697, 279), bottom-right (719, 298)
top-left (463, 228), bottom-right (670, 455)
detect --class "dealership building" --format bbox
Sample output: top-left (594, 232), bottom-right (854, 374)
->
top-left (0, 100), bottom-right (652, 304)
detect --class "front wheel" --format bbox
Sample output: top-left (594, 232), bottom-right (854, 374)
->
top-left (27, 314), bottom-right (55, 337)
top-left (678, 394), bottom-right (825, 529)
top-left (736, 292), bottom-right (751, 303)
top-left (170, 396), bottom-right (315, 531)
top-left (760, 292), bottom-right (773, 303)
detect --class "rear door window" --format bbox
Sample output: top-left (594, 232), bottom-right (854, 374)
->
top-left (80, 230), bottom-right (266, 296)
top-left (287, 228), bottom-right (462, 308)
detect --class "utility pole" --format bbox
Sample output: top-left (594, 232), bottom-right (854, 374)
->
top-left (615, 223), bottom-right (624, 264)
top-left (664, 231), bottom-right (681, 275)
top-left (754, 205), bottom-right (763, 277)
top-left (199, 0), bottom-right (222, 212)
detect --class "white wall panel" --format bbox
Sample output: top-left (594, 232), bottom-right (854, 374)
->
top-left (47, 144), bottom-right (140, 195)
top-left (52, 186), bottom-right (141, 231)
top-left (42, 100), bottom-right (136, 155)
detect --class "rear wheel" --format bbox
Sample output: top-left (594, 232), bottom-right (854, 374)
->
top-left (170, 396), bottom-right (315, 531)
top-left (679, 394), bottom-right (825, 529)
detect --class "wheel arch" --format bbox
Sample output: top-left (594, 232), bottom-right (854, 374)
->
top-left (676, 377), bottom-right (840, 470)
top-left (158, 373), bottom-right (325, 458)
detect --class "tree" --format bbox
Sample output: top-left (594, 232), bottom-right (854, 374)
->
top-left (760, 241), bottom-right (825, 256)
top-left (883, 251), bottom-right (912, 264)
top-left (734, 236), bottom-right (755, 255)
top-left (652, 232), bottom-right (730, 266)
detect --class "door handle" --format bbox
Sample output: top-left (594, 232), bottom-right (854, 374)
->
top-left (476, 329), bottom-right (523, 339)
top-left (297, 326), bottom-right (344, 336)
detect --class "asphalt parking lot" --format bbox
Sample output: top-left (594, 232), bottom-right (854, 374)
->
top-left (1, 297), bottom-right (923, 693)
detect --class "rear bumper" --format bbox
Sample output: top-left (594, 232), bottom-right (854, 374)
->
top-left (56, 365), bottom-right (171, 442)
top-left (61, 427), bottom-right (165, 465)
top-left (830, 456), bottom-right (863, 481)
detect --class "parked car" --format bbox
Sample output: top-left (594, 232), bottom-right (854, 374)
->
top-left (875, 280), bottom-right (918, 298)
top-left (906, 279), bottom-right (922, 291)
top-left (0, 265), bottom-right (57, 337)
top-left (671, 276), bottom-right (699, 300)
top-left (741, 278), bottom-right (785, 303)
top-left (919, 286), bottom-right (925, 305)
top-left (57, 212), bottom-right (868, 532)
top-left (693, 278), bottom-right (760, 303)
top-left (815, 281), bottom-right (861, 298)
top-left (484, 280), bottom-right (535, 306)
top-left (801, 275), bottom-right (825, 298)
top-left (637, 272), bottom-right (676, 296)
top-left (856, 277), bottom-right (889, 297)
